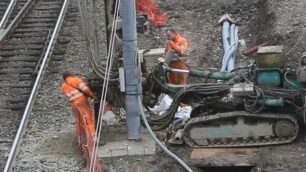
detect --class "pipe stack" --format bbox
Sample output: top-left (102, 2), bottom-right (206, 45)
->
top-left (218, 14), bottom-right (239, 72)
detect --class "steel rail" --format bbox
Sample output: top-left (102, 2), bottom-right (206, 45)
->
top-left (0, 0), bottom-right (34, 41)
top-left (0, 0), bottom-right (17, 28)
top-left (4, 0), bottom-right (70, 171)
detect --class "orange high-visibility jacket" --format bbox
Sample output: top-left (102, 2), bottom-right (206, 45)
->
top-left (62, 76), bottom-right (96, 135)
top-left (62, 76), bottom-right (93, 102)
top-left (165, 33), bottom-right (189, 57)
top-left (165, 34), bottom-right (189, 84)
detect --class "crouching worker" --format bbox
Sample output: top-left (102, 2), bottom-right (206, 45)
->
top-left (61, 72), bottom-right (96, 142)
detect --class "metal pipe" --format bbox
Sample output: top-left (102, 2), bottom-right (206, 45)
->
top-left (222, 21), bottom-right (230, 52)
top-left (189, 69), bottom-right (234, 80)
top-left (220, 18), bottom-right (239, 72)
top-left (165, 67), bottom-right (189, 73)
top-left (227, 24), bottom-right (236, 71)
top-left (230, 24), bottom-right (236, 46)
top-left (243, 42), bottom-right (269, 56)
top-left (221, 21), bottom-right (231, 72)
top-left (227, 25), bottom-right (239, 72)
top-left (164, 66), bottom-right (234, 80)
top-left (221, 43), bottom-right (236, 72)
top-left (121, 0), bottom-right (141, 140)
top-left (0, 0), bottom-right (17, 28)
top-left (258, 99), bottom-right (285, 107)
top-left (4, 0), bottom-right (69, 171)
top-left (90, 0), bottom-right (121, 170)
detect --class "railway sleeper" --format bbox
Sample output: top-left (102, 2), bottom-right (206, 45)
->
top-left (0, 68), bottom-right (34, 74)
top-left (6, 37), bottom-right (46, 43)
top-left (0, 75), bottom-right (33, 81)
top-left (31, 10), bottom-right (61, 15)
top-left (35, 6), bottom-right (63, 10)
top-left (0, 44), bottom-right (43, 50)
top-left (14, 28), bottom-right (52, 33)
top-left (0, 62), bottom-right (37, 68)
top-left (20, 23), bottom-right (55, 28)
top-left (0, 102), bottom-right (27, 110)
top-left (10, 32), bottom-right (48, 39)
top-left (22, 18), bottom-right (57, 23)
top-left (0, 138), bottom-right (13, 143)
top-left (53, 49), bottom-right (66, 55)
top-left (24, 15), bottom-right (59, 19)
top-left (0, 50), bottom-right (42, 57)
top-left (0, 56), bottom-right (39, 62)
top-left (52, 55), bottom-right (64, 61)
top-left (0, 82), bottom-right (32, 88)
top-left (1, 97), bottom-right (28, 103)
top-left (0, 88), bottom-right (31, 95)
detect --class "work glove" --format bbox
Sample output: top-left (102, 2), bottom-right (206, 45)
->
top-left (92, 95), bottom-right (99, 103)
top-left (88, 97), bottom-right (95, 104)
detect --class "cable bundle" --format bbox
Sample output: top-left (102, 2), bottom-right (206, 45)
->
top-left (77, 0), bottom-right (119, 81)
top-left (147, 82), bottom-right (230, 130)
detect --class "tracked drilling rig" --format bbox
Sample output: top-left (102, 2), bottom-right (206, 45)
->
top-left (92, 0), bottom-right (306, 149)
top-left (142, 47), bottom-right (306, 148)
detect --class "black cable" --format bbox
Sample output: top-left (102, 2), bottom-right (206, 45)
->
top-left (147, 83), bottom-right (230, 130)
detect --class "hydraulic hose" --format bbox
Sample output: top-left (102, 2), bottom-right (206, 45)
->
top-left (137, 96), bottom-right (193, 172)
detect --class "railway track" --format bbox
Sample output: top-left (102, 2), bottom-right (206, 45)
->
top-left (0, 0), bottom-right (70, 171)
top-left (0, 0), bottom-right (28, 28)
top-left (0, 0), bottom-right (10, 19)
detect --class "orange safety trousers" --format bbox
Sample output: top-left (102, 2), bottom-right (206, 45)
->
top-left (71, 96), bottom-right (103, 172)
top-left (71, 96), bottom-right (96, 139)
top-left (169, 60), bottom-right (188, 84)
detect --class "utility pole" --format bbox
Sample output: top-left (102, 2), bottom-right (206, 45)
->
top-left (121, 0), bottom-right (141, 140)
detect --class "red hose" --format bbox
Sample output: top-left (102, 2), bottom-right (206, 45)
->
top-left (243, 42), bottom-right (269, 56)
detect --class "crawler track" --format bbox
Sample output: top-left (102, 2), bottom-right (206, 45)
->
top-left (0, 0), bottom-right (69, 170)
top-left (184, 111), bottom-right (299, 148)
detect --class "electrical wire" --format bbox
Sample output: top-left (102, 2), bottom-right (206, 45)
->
top-left (147, 82), bottom-right (230, 130)
top-left (89, 0), bottom-right (120, 171)
top-left (243, 86), bottom-right (266, 113)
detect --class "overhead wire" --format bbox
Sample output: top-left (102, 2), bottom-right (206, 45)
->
top-left (89, 0), bottom-right (120, 170)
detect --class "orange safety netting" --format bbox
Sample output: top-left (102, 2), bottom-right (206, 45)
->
top-left (136, 0), bottom-right (169, 27)
top-left (74, 104), bottom-right (103, 172)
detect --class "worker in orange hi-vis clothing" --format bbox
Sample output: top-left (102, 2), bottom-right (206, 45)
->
top-left (164, 29), bottom-right (189, 85)
top-left (61, 72), bottom-right (96, 142)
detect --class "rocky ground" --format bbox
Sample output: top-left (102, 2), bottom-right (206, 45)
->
top-left (12, 0), bottom-right (306, 172)
top-left (13, 1), bottom-right (88, 171)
